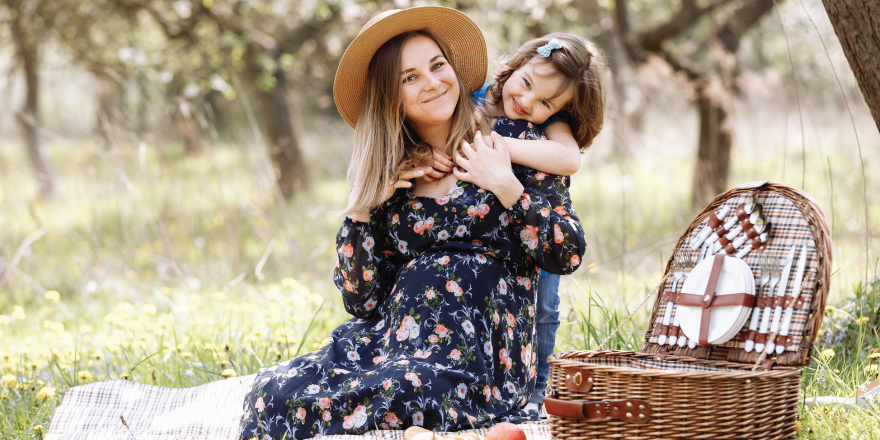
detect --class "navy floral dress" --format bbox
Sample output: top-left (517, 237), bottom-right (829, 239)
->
top-left (240, 118), bottom-right (585, 440)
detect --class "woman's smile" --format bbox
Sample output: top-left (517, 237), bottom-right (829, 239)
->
top-left (422, 89), bottom-right (448, 104)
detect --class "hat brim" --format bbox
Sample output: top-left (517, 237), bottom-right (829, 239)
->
top-left (333, 6), bottom-right (487, 128)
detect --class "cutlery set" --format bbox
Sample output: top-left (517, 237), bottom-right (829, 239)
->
top-left (656, 194), bottom-right (814, 354)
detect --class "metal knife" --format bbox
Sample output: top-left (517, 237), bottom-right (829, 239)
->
top-left (758, 244), bottom-right (796, 353)
top-left (774, 244), bottom-right (808, 354)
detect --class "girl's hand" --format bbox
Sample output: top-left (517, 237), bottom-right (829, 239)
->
top-left (348, 167), bottom-right (430, 222)
top-left (453, 131), bottom-right (524, 209)
top-left (419, 150), bottom-right (454, 182)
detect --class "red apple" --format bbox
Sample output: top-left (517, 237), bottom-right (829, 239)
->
top-left (485, 422), bottom-right (526, 440)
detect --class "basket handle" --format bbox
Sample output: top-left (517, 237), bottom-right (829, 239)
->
top-left (545, 396), bottom-right (651, 424)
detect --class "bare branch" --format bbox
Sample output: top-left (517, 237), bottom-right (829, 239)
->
top-left (716, 0), bottom-right (775, 53)
top-left (639, 0), bottom-right (731, 51)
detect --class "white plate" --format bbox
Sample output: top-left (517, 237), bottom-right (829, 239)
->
top-left (678, 256), bottom-right (755, 345)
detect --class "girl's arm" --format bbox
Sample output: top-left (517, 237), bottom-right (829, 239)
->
top-left (504, 121), bottom-right (580, 176)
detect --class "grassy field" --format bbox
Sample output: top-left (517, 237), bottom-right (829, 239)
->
top-left (1, 100), bottom-right (879, 438)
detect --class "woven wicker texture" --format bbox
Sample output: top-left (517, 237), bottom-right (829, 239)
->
top-left (547, 351), bottom-right (801, 439)
top-left (643, 182), bottom-right (831, 366)
top-left (544, 183), bottom-right (829, 439)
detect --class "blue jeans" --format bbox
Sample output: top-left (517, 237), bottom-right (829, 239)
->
top-left (531, 270), bottom-right (561, 404)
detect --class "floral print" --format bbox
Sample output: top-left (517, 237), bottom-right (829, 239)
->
top-left (240, 117), bottom-right (585, 439)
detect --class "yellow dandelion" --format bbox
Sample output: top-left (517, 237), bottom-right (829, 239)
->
top-left (0, 316), bottom-right (10, 325)
top-left (868, 353), bottom-right (880, 359)
top-left (825, 305), bottom-right (837, 313)
top-left (34, 425), bottom-right (43, 433)
top-left (44, 290), bottom-right (60, 304)
top-left (819, 349), bottom-right (835, 360)
top-left (120, 373), bottom-right (130, 380)
top-left (36, 386), bottom-right (56, 400)
top-left (11, 306), bottom-right (25, 321)
top-left (221, 369), bottom-right (237, 378)
top-left (211, 291), bottom-right (225, 301)
top-left (224, 343), bottom-right (232, 351)
top-left (1, 374), bottom-right (17, 388)
top-left (282, 278), bottom-right (298, 288)
top-left (77, 370), bottom-right (93, 382)
top-left (161, 287), bottom-right (173, 296)
top-left (865, 365), bottom-right (880, 375)
top-left (858, 316), bottom-right (871, 325)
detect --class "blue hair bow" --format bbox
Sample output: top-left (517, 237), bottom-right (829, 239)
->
top-left (537, 38), bottom-right (563, 57)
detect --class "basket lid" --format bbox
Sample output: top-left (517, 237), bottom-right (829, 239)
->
top-left (640, 182), bottom-right (831, 367)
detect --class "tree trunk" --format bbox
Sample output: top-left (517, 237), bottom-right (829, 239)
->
top-left (692, 86), bottom-right (733, 208)
top-left (821, 0), bottom-right (880, 132)
top-left (176, 98), bottom-right (202, 155)
top-left (95, 70), bottom-right (123, 150)
top-left (11, 18), bottom-right (56, 200)
top-left (245, 48), bottom-right (308, 198)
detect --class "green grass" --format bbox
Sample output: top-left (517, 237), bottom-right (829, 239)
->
top-left (0, 113), bottom-right (878, 438)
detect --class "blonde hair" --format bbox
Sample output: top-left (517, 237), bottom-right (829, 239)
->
top-left (490, 33), bottom-right (607, 150)
top-left (343, 30), bottom-right (488, 216)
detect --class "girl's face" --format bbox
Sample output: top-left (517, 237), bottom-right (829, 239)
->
top-left (399, 35), bottom-right (460, 130)
top-left (501, 58), bottom-right (573, 124)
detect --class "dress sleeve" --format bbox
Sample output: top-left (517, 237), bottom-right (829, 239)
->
top-left (503, 169), bottom-right (586, 275)
top-left (333, 211), bottom-right (399, 320)
top-left (542, 111), bottom-right (572, 128)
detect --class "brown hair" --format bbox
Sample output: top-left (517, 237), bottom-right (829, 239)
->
top-left (489, 33), bottom-right (606, 150)
top-left (342, 30), bottom-right (488, 216)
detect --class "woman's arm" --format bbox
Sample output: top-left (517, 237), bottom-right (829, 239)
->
top-left (336, 168), bottom-right (429, 318)
top-left (505, 122), bottom-right (581, 176)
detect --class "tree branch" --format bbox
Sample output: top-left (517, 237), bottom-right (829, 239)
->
top-left (716, 0), bottom-right (775, 53)
top-left (639, 0), bottom-right (731, 51)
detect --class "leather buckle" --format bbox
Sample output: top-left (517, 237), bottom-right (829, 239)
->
top-left (545, 397), bottom-right (651, 424)
top-left (564, 367), bottom-right (594, 393)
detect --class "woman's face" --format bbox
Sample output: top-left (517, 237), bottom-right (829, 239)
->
top-left (399, 35), bottom-right (460, 129)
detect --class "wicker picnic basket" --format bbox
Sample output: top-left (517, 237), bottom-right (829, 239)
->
top-left (545, 181), bottom-right (832, 439)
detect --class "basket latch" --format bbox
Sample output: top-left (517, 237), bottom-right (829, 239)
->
top-left (545, 397), bottom-right (651, 424)
top-left (563, 367), bottom-right (594, 392)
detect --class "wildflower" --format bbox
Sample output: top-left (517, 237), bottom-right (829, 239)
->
top-left (36, 386), bottom-right (55, 400)
top-left (819, 349), bottom-right (835, 360)
top-left (0, 316), bottom-right (9, 325)
top-left (2, 374), bottom-right (17, 388)
top-left (865, 365), bottom-right (879, 375)
top-left (11, 306), bottom-right (25, 321)
top-left (857, 316), bottom-right (871, 325)
top-left (868, 353), bottom-right (880, 359)
top-left (221, 369), bottom-right (237, 378)
top-left (77, 370), bottom-right (94, 382)
top-left (120, 373), bottom-right (130, 380)
top-left (44, 290), bottom-right (60, 304)
top-left (825, 305), bottom-right (837, 313)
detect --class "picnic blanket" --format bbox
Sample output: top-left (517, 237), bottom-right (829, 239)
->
top-left (46, 375), bottom-right (552, 440)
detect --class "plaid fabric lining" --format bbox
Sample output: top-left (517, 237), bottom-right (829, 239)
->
top-left (648, 191), bottom-right (819, 352)
top-left (46, 375), bottom-right (551, 440)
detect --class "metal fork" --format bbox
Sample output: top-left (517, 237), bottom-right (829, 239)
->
top-left (658, 251), bottom-right (683, 346)
top-left (744, 253), bottom-right (772, 352)
top-left (755, 256), bottom-right (781, 352)
top-left (669, 251), bottom-right (695, 346)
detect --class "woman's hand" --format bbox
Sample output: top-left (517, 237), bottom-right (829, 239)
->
top-left (348, 166), bottom-right (431, 222)
top-left (453, 131), bottom-right (524, 209)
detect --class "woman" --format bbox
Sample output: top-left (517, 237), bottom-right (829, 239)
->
top-left (240, 7), bottom-right (586, 439)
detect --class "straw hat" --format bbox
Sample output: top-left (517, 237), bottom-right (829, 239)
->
top-left (333, 6), bottom-right (487, 128)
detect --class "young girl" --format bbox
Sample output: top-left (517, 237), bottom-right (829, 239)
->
top-left (427, 32), bottom-right (607, 413)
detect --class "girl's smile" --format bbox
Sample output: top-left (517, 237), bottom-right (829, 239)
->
top-left (501, 58), bottom-right (574, 124)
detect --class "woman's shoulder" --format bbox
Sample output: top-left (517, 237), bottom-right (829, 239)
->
top-left (542, 111), bottom-right (572, 128)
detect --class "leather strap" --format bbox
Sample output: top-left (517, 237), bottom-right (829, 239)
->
top-left (660, 324), bottom-right (670, 336)
top-left (735, 204), bottom-right (749, 221)
top-left (759, 359), bottom-right (777, 371)
top-left (752, 238), bottom-right (767, 252)
top-left (755, 297), bottom-right (766, 309)
top-left (719, 234), bottom-right (732, 247)
top-left (746, 329), bottom-right (758, 342)
top-left (713, 224), bottom-right (729, 238)
top-left (677, 292), bottom-right (755, 308)
top-left (723, 242), bottom-right (737, 255)
top-left (699, 255), bottom-right (726, 346)
top-left (707, 210), bottom-right (724, 229)
top-left (669, 325), bottom-right (681, 338)
top-left (774, 334), bottom-right (789, 348)
top-left (744, 223), bottom-right (760, 240)
top-left (545, 397), bottom-right (651, 424)
top-left (754, 332), bottom-right (768, 344)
